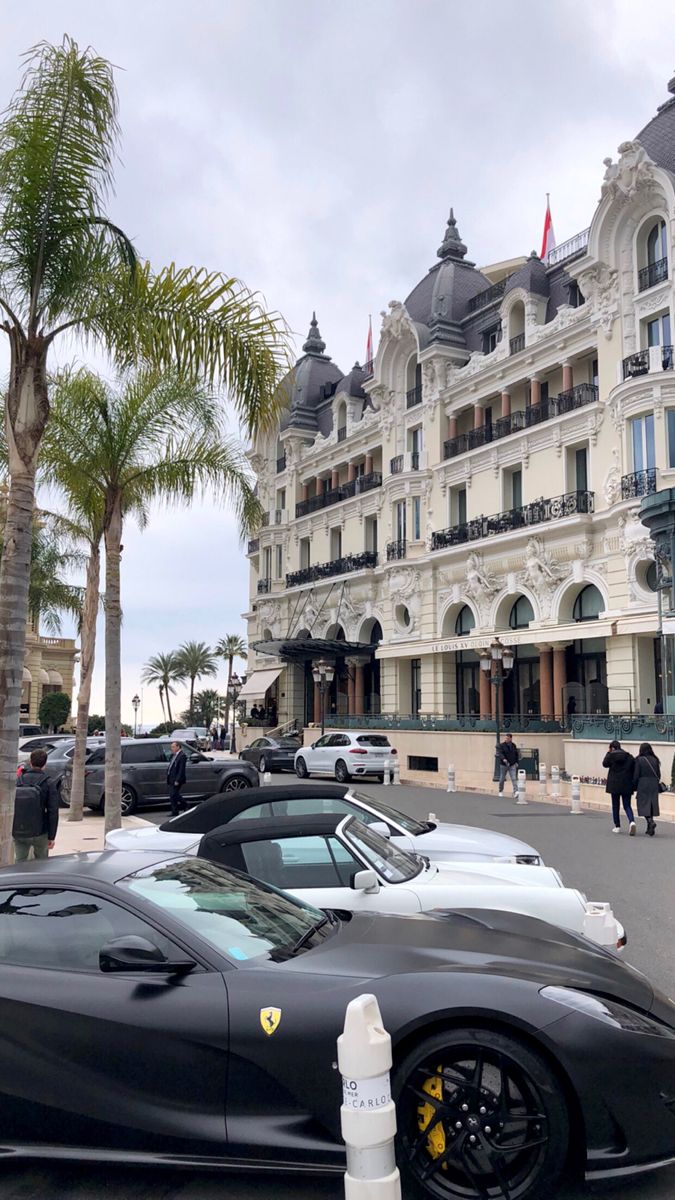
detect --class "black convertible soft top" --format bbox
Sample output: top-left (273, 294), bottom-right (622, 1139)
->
top-left (159, 782), bottom-right (352, 835)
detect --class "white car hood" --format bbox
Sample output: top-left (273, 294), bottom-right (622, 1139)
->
top-left (418, 862), bottom-right (562, 889)
top-left (105, 826), bottom-right (199, 854)
top-left (407, 821), bottom-right (542, 863)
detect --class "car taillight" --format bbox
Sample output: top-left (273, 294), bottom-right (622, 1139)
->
top-left (349, 748), bottom-right (368, 755)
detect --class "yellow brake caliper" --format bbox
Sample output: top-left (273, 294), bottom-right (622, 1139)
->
top-left (417, 1067), bottom-right (446, 1160)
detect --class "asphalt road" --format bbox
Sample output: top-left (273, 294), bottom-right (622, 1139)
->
top-left (4, 781), bottom-right (675, 1200)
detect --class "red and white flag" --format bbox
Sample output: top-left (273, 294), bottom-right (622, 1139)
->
top-left (365, 314), bottom-right (373, 365)
top-left (540, 195), bottom-right (556, 261)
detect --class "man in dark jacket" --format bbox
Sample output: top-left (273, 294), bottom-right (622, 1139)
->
top-left (13, 748), bottom-right (59, 861)
top-left (602, 740), bottom-right (636, 835)
top-left (497, 733), bottom-right (520, 798)
top-left (167, 741), bottom-right (188, 816)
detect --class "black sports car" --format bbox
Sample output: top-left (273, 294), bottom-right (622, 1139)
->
top-left (1, 850), bottom-right (675, 1200)
top-left (238, 735), bottom-right (301, 773)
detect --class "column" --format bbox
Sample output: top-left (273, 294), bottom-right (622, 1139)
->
top-left (538, 646), bottom-right (553, 717)
top-left (479, 668), bottom-right (491, 718)
top-left (501, 391), bottom-right (511, 417)
top-left (530, 376), bottom-right (541, 408)
top-left (355, 664), bottom-right (365, 716)
top-left (331, 468), bottom-right (339, 489)
top-left (552, 646), bottom-right (567, 721)
top-left (347, 462), bottom-right (356, 483)
top-left (473, 404), bottom-right (484, 430)
top-left (302, 482), bottom-right (309, 502)
top-left (313, 681), bottom-right (322, 725)
top-left (364, 453), bottom-right (373, 475)
top-left (562, 361), bottom-right (573, 392)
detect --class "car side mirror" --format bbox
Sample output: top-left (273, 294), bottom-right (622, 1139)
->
top-left (370, 821), bottom-right (391, 840)
top-left (350, 869), bottom-right (380, 894)
top-left (99, 935), bottom-right (196, 977)
top-left (189, 754), bottom-right (201, 762)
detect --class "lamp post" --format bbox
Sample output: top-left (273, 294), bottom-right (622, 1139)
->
top-left (312, 659), bottom-right (335, 736)
top-left (132, 693), bottom-right (140, 738)
top-left (479, 639), bottom-right (515, 780)
top-left (229, 673), bottom-right (242, 754)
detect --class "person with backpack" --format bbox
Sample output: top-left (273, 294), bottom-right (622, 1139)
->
top-left (602, 740), bottom-right (636, 835)
top-left (633, 742), bottom-right (663, 836)
top-left (13, 748), bottom-right (59, 861)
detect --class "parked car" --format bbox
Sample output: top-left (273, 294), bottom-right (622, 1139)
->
top-left (41, 738), bottom-right (109, 806)
top-left (196, 813), bottom-right (624, 948)
top-left (18, 724), bottom-right (42, 738)
top-left (0, 849), bottom-right (670, 1199)
top-left (239, 735), bottom-right (301, 774)
top-left (18, 733), bottom-right (75, 765)
top-left (83, 738), bottom-right (258, 815)
top-left (295, 732), bottom-right (396, 781)
top-left (104, 782), bottom-right (546, 864)
top-left (170, 727), bottom-right (209, 749)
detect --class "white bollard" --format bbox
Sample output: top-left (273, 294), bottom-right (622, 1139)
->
top-left (570, 774), bottom-right (582, 814)
top-left (338, 994), bottom-right (401, 1200)
top-left (262, 771), bottom-right (272, 786)
top-left (383, 759), bottom-right (391, 786)
top-left (391, 757), bottom-right (401, 785)
top-left (446, 763), bottom-right (456, 792)
top-left (516, 768), bottom-right (528, 805)
top-left (551, 764), bottom-right (561, 799)
top-left (539, 762), bottom-right (547, 798)
top-left (428, 811), bottom-right (437, 823)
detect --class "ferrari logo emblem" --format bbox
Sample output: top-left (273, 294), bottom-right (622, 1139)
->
top-left (260, 1006), bottom-right (282, 1036)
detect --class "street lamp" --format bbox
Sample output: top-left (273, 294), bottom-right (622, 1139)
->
top-left (312, 659), bottom-right (335, 736)
top-left (479, 639), bottom-right (515, 780)
top-left (131, 693), bottom-right (140, 737)
top-left (229, 673), bottom-right (242, 754)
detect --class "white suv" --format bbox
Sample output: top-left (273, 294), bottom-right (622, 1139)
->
top-left (294, 732), bottom-right (396, 782)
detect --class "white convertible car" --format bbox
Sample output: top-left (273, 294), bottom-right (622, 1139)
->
top-left (194, 812), bottom-right (625, 949)
top-left (105, 782), bottom-right (546, 865)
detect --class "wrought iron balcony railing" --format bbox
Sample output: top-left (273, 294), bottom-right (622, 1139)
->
top-left (386, 539), bottom-right (406, 561)
top-left (442, 384), bottom-right (598, 460)
top-left (295, 471), bottom-right (382, 518)
top-left (276, 452), bottom-right (286, 472)
top-left (638, 257), bottom-right (668, 292)
top-left (622, 349), bottom-right (649, 379)
top-left (467, 278), bottom-right (508, 313)
top-left (621, 468), bottom-right (657, 500)
top-left (406, 385), bottom-right (423, 409)
top-left (337, 426), bottom-right (347, 442)
top-left (431, 489), bottom-right (594, 551)
top-left (623, 346), bottom-right (674, 379)
top-left (247, 538), bottom-right (260, 554)
top-left (509, 333), bottom-right (525, 355)
top-left (286, 550), bottom-right (378, 588)
top-left (390, 454), bottom-right (403, 474)
top-left (257, 578), bottom-right (272, 594)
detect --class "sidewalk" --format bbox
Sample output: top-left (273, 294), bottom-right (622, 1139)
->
top-left (53, 812), bottom-right (151, 855)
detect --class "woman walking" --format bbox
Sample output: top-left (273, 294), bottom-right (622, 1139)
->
top-left (633, 742), bottom-right (661, 836)
top-left (602, 740), bottom-right (636, 835)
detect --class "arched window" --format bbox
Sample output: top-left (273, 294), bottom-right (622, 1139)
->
top-left (337, 401), bottom-right (347, 439)
top-left (509, 301), bottom-right (525, 355)
top-left (641, 219), bottom-right (668, 291)
top-left (455, 605), bottom-right (475, 636)
top-left (647, 219), bottom-right (667, 266)
top-left (646, 561), bottom-right (658, 592)
top-left (509, 596), bottom-right (534, 629)
top-left (572, 584), bottom-right (603, 623)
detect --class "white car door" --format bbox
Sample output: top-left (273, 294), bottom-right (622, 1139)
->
top-left (304, 734), bottom-right (332, 774)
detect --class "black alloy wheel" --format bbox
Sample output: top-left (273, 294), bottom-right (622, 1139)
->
top-left (295, 757), bottom-right (309, 779)
top-left (259, 756), bottom-right (267, 773)
top-left (222, 775), bottom-right (252, 792)
top-left (395, 1028), bottom-right (569, 1200)
top-left (57, 777), bottom-right (71, 809)
top-left (120, 785), bottom-right (137, 816)
top-left (335, 758), bottom-right (350, 783)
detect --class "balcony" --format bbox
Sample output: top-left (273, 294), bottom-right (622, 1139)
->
top-left (294, 471), bottom-right (382, 518)
top-left (546, 227), bottom-right (590, 267)
top-left (406, 385), bottom-right (423, 409)
top-left (621, 468), bottom-right (657, 500)
top-left (286, 550), bottom-right (378, 588)
top-left (337, 426), bottom-right (347, 443)
top-left (443, 384), bottom-right (598, 460)
top-left (386, 539), bottom-right (406, 561)
top-left (509, 333), bottom-right (525, 355)
top-left (623, 345), bottom-right (674, 380)
top-left (638, 257), bottom-right (668, 292)
top-left (363, 359), bottom-right (374, 378)
top-left (390, 454), bottom-right (403, 474)
top-left (389, 451), bottom-right (425, 474)
top-left (467, 278), bottom-right (507, 314)
top-left (431, 489), bottom-right (594, 551)
top-left (257, 578), bottom-right (271, 594)
top-left (276, 452), bottom-right (286, 473)
top-left (247, 537), bottom-right (260, 554)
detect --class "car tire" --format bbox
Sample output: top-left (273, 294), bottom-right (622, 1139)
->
top-left (221, 775), bottom-right (252, 792)
top-left (295, 757), bottom-right (309, 779)
top-left (98, 786), bottom-right (138, 817)
top-left (259, 756), bottom-right (267, 773)
top-left (335, 759), bottom-right (350, 783)
top-left (57, 777), bottom-right (71, 809)
top-left (394, 1026), bottom-right (570, 1200)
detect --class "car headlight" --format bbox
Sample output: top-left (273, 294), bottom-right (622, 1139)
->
top-left (541, 986), bottom-right (675, 1037)
top-left (515, 855), bottom-right (541, 865)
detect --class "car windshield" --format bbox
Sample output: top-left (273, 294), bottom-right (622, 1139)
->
top-left (117, 857), bottom-right (332, 963)
top-left (342, 816), bottom-right (422, 883)
top-left (350, 790), bottom-right (427, 836)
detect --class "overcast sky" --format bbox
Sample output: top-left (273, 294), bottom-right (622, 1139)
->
top-left (3, 1), bottom-right (674, 724)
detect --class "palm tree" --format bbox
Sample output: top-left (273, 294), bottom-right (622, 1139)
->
top-left (215, 633), bottom-right (248, 733)
top-left (177, 641), bottom-right (218, 722)
top-left (0, 37), bottom-right (288, 861)
top-left (142, 651), bottom-right (185, 731)
top-left (45, 367), bottom-right (261, 834)
top-left (190, 688), bottom-right (223, 730)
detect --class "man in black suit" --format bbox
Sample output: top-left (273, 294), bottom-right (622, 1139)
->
top-left (167, 740), bottom-right (188, 816)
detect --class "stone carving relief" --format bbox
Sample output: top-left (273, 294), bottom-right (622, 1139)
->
top-left (388, 566), bottom-right (422, 633)
top-left (618, 507), bottom-right (654, 559)
top-left (603, 447), bottom-right (622, 506)
top-left (520, 538), bottom-right (568, 617)
top-left (465, 552), bottom-right (500, 601)
top-left (380, 300), bottom-right (414, 342)
top-left (257, 600), bottom-right (283, 638)
top-left (601, 141), bottom-right (657, 202)
top-left (577, 261), bottom-right (619, 339)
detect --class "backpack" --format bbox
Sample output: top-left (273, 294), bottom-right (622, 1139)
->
top-left (13, 781), bottom-right (47, 839)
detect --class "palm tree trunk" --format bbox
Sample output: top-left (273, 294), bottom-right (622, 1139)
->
top-left (0, 346), bottom-right (49, 865)
top-left (158, 684), bottom-right (167, 733)
top-left (103, 498), bottom-right (123, 835)
top-left (189, 676), bottom-right (195, 722)
top-left (69, 542), bottom-right (101, 821)
top-left (165, 681), bottom-right (173, 728)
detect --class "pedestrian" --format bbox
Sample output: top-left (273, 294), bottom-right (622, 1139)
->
top-left (219, 724), bottom-right (227, 747)
top-left (633, 742), bottom-right (662, 836)
top-left (12, 748), bottom-right (59, 861)
top-left (654, 699), bottom-right (664, 715)
top-left (602, 740), bottom-right (636, 835)
top-left (167, 740), bottom-right (188, 816)
top-left (497, 733), bottom-right (519, 798)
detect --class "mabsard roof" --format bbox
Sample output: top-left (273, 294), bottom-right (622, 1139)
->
top-left (504, 250), bottom-right (549, 299)
top-left (279, 313), bottom-right (344, 435)
top-left (636, 74), bottom-right (675, 176)
top-left (404, 210), bottom-right (491, 351)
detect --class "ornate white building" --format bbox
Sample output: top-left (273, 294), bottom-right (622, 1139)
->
top-left (242, 78), bottom-right (675, 776)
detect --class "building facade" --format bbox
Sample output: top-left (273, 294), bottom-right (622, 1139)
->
top-left (21, 621), bottom-right (78, 726)
top-left (243, 78), bottom-right (675, 757)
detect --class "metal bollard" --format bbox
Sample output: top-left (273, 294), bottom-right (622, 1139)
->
top-left (516, 768), bottom-right (528, 805)
top-left (551, 764), bottom-right (561, 799)
top-left (262, 771), bottom-right (272, 786)
top-left (383, 759), bottom-right (391, 786)
top-left (338, 994), bottom-right (401, 1200)
top-left (539, 762), bottom-right (547, 798)
top-left (570, 774), bottom-right (582, 814)
top-left (446, 764), bottom-right (456, 792)
top-left (391, 757), bottom-right (401, 785)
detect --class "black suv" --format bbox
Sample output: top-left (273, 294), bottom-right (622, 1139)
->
top-left (83, 739), bottom-right (258, 815)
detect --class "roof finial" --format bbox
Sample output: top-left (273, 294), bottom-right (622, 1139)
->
top-left (302, 311), bottom-right (326, 356)
top-left (437, 208), bottom-right (468, 261)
